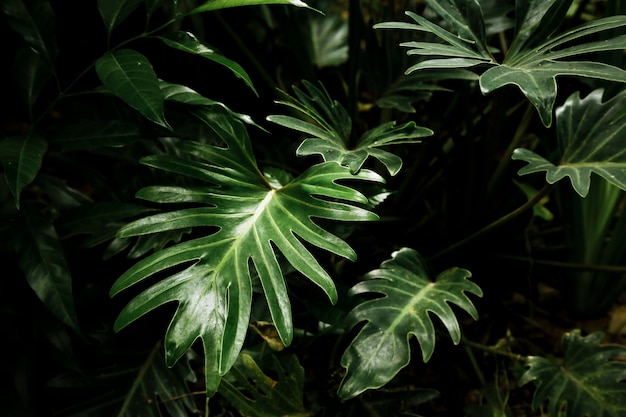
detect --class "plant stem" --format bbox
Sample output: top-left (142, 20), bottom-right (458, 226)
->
top-left (429, 183), bottom-right (555, 260)
top-left (462, 338), bottom-right (526, 362)
top-left (497, 254), bottom-right (626, 273)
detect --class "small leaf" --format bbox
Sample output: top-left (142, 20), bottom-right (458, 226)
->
top-left (218, 353), bottom-right (309, 417)
top-left (0, 133), bottom-right (48, 209)
top-left (189, 0), bottom-right (313, 14)
top-left (97, 0), bottom-right (143, 35)
top-left (512, 88), bottom-right (626, 197)
top-left (95, 49), bottom-right (170, 129)
top-left (13, 203), bottom-right (80, 333)
top-left (519, 330), bottom-right (626, 417)
top-left (158, 32), bottom-right (257, 94)
top-left (339, 248), bottom-right (482, 399)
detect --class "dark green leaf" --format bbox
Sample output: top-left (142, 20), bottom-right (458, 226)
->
top-left (51, 119), bottom-right (145, 151)
top-left (512, 88), bottom-right (626, 197)
top-left (189, 0), bottom-right (314, 14)
top-left (519, 330), bottom-right (626, 417)
top-left (0, 133), bottom-right (48, 209)
top-left (339, 248), bottom-right (482, 399)
top-left (14, 46), bottom-right (53, 113)
top-left (97, 0), bottom-right (143, 35)
top-left (95, 49), bottom-right (170, 129)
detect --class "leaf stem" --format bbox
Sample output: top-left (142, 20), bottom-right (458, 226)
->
top-left (429, 183), bottom-right (555, 260)
top-left (462, 337), bottom-right (526, 362)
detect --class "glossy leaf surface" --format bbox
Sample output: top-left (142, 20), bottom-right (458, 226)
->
top-left (111, 108), bottom-right (382, 396)
top-left (339, 248), bottom-right (482, 399)
top-left (189, 0), bottom-right (312, 14)
top-left (519, 330), bottom-right (626, 417)
top-left (512, 88), bottom-right (626, 197)
top-left (95, 49), bottom-right (170, 129)
top-left (0, 134), bottom-right (48, 209)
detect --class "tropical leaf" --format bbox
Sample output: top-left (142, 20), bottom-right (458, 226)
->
top-left (12, 203), bottom-right (80, 333)
top-left (519, 330), bottom-right (626, 417)
top-left (188, 0), bottom-right (314, 14)
top-left (338, 248), bottom-right (482, 399)
top-left (268, 81), bottom-right (432, 176)
top-left (218, 353), bottom-right (309, 417)
top-left (50, 119), bottom-right (145, 151)
top-left (110, 107), bottom-right (383, 396)
top-left (0, 133), bottom-right (48, 209)
top-left (95, 49), bottom-right (170, 129)
top-left (512, 88), bottom-right (626, 197)
top-left (158, 32), bottom-right (257, 94)
top-left (97, 0), bottom-right (143, 36)
top-left (14, 46), bottom-right (53, 113)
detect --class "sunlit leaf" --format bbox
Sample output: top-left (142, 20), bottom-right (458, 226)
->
top-left (512, 88), bottom-right (626, 197)
top-left (339, 248), bottom-right (482, 399)
top-left (519, 330), bottom-right (626, 417)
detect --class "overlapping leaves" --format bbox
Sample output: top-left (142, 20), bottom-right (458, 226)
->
top-left (376, 0), bottom-right (626, 126)
top-left (519, 330), bottom-right (626, 417)
top-left (512, 88), bottom-right (626, 197)
top-left (268, 81), bottom-right (432, 176)
top-left (339, 248), bottom-right (482, 399)
top-left (111, 107), bottom-right (382, 396)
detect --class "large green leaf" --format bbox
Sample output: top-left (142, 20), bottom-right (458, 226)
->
top-left (97, 0), bottom-right (143, 35)
top-left (512, 88), bottom-right (626, 197)
top-left (12, 203), bottom-right (80, 333)
top-left (338, 248), bottom-right (482, 399)
top-left (158, 32), bottom-right (256, 94)
top-left (519, 330), bottom-right (626, 417)
top-left (188, 0), bottom-right (313, 14)
top-left (111, 107), bottom-right (382, 396)
top-left (218, 353), bottom-right (309, 417)
top-left (268, 81), bottom-right (432, 176)
top-left (95, 49), bottom-right (170, 129)
top-left (0, 133), bottom-right (48, 209)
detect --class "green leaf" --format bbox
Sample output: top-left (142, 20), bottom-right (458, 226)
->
top-left (519, 330), bottom-right (626, 417)
top-left (338, 248), bottom-right (482, 399)
top-left (97, 0), bottom-right (143, 35)
top-left (111, 107), bottom-right (382, 396)
top-left (0, 133), bottom-right (48, 209)
top-left (218, 353), bottom-right (309, 417)
top-left (188, 0), bottom-right (313, 14)
top-left (95, 49), bottom-right (170, 129)
top-left (268, 81), bottom-right (432, 176)
top-left (14, 46), bottom-right (53, 113)
top-left (12, 203), bottom-right (80, 333)
top-left (50, 119), bottom-right (144, 151)
top-left (158, 32), bottom-right (257, 94)
top-left (512, 88), bottom-right (626, 197)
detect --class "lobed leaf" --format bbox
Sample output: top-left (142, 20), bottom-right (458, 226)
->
top-left (519, 330), bottom-right (626, 417)
top-left (339, 248), bottom-right (482, 399)
top-left (512, 88), bottom-right (626, 197)
top-left (111, 107), bottom-right (382, 396)
top-left (0, 134), bottom-right (48, 209)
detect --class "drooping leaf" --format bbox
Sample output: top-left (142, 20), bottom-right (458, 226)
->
top-left (338, 248), bottom-right (482, 399)
top-left (512, 88), bottom-right (626, 197)
top-left (0, 133), bottom-right (48, 209)
top-left (12, 203), bottom-right (80, 333)
top-left (268, 81), bottom-right (432, 176)
top-left (519, 330), bottom-right (626, 417)
top-left (158, 32), bottom-right (257, 94)
top-left (111, 107), bottom-right (383, 396)
top-left (97, 0), bottom-right (143, 35)
top-left (218, 353), bottom-right (309, 417)
top-left (95, 49), bottom-right (170, 129)
top-left (188, 0), bottom-right (314, 14)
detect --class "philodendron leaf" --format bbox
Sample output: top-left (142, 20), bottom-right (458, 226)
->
top-left (158, 32), bottom-right (257, 95)
top-left (339, 248), bottom-right (482, 399)
top-left (95, 49), bottom-right (170, 129)
top-left (188, 0), bottom-right (314, 14)
top-left (218, 353), bottom-right (309, 417)
top-left (512, 88), bottom-right (626, 197)
top-left (268, 81), bottom-right (432, 176)
top-left (13, 203), bottom-right (80, 333)
top-left (519, 330), bottom-right (626, 417)
top-left (111, 107), bottom-right (382, 396)
top-left (97, 0), bottom-right (143, 35)
top-left (0, 133), bottom-right (47, 209)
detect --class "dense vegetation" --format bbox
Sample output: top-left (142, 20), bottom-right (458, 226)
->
top-left (1, 0), bottom-right (626, 416)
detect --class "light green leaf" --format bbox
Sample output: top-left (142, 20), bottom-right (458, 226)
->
top-left (158, 32), bottom-right (257, 94)
top-left (13, 203), bottom-right (80, 333)
top-left (97, 0), bottom-right (143, 35)
top-left (95, 49), bottom-right (170, 129)
top-left (519, 330), bottom-right (626, 417)
top-left (188, 0), bottom-right (313, 14)
top-left (218, 353), bottom-right (309, 417)
top-left (512, 88), bottom-right (626, 197)
top-left (338, 248), bottom-right (482, 399)
top-left (268, 81), bottom-right (432, 175)
top-left (0, 133), bottom-right (48, 209)
top-left (111, 107), bottom-right (382, 396)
